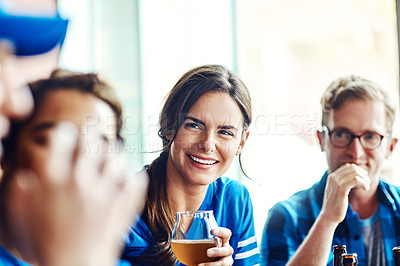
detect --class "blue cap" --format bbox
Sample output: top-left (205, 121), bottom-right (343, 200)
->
top-left (0, 11), bottom-right (68, 56)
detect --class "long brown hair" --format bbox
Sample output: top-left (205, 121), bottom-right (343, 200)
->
top-left (136, 65), bottom-right (252, 264)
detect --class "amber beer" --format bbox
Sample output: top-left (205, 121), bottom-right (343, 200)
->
top-left (171, 239), bottom-right (218, 265)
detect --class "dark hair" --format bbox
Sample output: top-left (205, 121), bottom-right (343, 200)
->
top-left (133, 65), bottom-right (252, 265)
top-left (321, 75), bottom-right (396, 133)
top-left (1, 68), bottom-right (123, 166)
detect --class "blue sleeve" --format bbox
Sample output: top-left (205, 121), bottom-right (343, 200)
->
top-left (230, 186), bottom-right (260, 266)
top-left (260, 202), bottom-right (300, 266)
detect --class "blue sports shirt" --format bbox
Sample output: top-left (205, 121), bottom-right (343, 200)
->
top-left (260, 172), bottom-right (400, 266)
top-left (123, 176), bottom-right (261, 265)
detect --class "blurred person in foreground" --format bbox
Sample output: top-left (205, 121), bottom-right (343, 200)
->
top-left (261, 75), bottom-right (398, 266)
top-left (1, 69), bottom-right (148, 266)
top-left (0, 2), bottom-right (147, 266)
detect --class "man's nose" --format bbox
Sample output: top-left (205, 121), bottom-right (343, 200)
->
top-left (346, 136), bottom-right (365, 158)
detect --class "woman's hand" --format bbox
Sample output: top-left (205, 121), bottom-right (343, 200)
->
top-left (200, 227), bottom-right (234, 266)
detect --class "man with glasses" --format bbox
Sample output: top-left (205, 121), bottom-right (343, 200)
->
top-left (260, 75), bottom-right (398, 266)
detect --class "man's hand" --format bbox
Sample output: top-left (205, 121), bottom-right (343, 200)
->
top-left (320, 163), bottom-right (370, 225)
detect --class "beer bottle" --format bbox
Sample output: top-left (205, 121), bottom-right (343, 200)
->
top-left (333, 245), bottom-right (347, 266)
top-left (341, 253), bottom-right (357, 266)
top-left (393, 246), bottom-right (400, 266)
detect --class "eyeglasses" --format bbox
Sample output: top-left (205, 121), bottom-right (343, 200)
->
top-left (322, 125), bottom-right (387, 150)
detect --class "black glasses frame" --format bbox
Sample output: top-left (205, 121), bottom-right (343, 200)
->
top-left (322, 125), bottom-right (386, 150)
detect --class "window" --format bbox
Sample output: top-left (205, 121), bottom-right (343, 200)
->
top-left (59, 0), bottom-right (399, 241)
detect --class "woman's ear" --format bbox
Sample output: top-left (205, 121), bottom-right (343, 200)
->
top-left (236, 131), bottom-right (250, 156)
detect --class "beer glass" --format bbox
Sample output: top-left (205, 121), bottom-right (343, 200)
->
top-left (171, 210), bottom-right (221, 265)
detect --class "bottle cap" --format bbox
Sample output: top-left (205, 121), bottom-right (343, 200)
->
top-left (341, 253), bottom-right (357, 264)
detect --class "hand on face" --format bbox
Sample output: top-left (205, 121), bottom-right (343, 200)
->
top-left (199, 227), bottom-right (234, 266)
top-left (320, 163), bottom-right (370, 225)
top-left (6, 122), bottom-right (148, 266)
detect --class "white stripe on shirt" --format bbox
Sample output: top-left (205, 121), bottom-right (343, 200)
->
top-left (235, 247), bottom-right (260, 260)
top-left (237, 236), bottom-right (257, 248)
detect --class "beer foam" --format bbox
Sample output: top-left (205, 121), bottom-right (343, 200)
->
top-left (171, 239), bottom-right (218, 244)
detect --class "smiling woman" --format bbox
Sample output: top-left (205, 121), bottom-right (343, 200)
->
top-left (122, 64), bottom-right (260, 265)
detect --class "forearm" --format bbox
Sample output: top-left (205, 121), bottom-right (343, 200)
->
top-left (286, 215), bottom-right (338, 266)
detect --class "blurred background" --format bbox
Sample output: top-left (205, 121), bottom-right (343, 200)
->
top-left (56, 0), bottom-right (399, 242)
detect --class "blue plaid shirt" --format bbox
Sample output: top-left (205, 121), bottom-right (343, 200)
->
top-left (260, 172), bottom-right (400, 266)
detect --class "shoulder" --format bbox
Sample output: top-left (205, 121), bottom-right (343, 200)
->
top-left (209, 178), bottom-right (255, 228)
top-left (263, 186), bottom-right (321, 249)
top-left (378, 179), bottom-right (400, 204)
top-left (211, 177), bottom-right (252, 208)
top-left (213, 177), bottom-right (250, 196)
top-left (205, 177), bottom-right (254, 224)
top-left (379, 179), bottom-right (400, 193)
top-left (124, 217), bottom-right (154, 249)
top-left (122, 217), bottom-right (156, 260)
top-left (267, 178), bottom-right (325, 224)
top-left (270, 187), bottom-right (312, 212)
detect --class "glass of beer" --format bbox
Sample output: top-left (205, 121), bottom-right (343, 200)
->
top-left (171, 210), bottom-right (221, 265)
